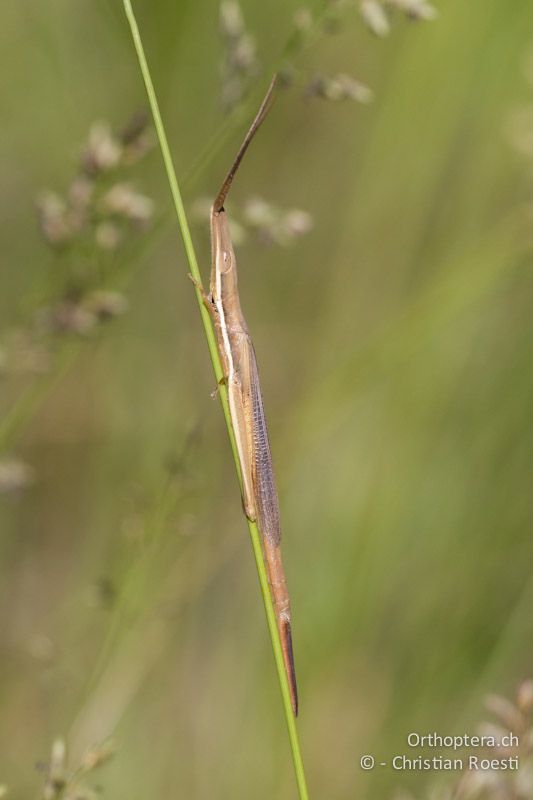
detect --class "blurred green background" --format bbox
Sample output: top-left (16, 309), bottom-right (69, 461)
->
top-left (1, 1), bottom-right (533, 798)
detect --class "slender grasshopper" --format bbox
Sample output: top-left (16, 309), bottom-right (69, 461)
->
top-left (191, 75), bottom-right (298, 715)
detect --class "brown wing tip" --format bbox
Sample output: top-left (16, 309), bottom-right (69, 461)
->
top-left (281, 618), bottom-right (299, 716)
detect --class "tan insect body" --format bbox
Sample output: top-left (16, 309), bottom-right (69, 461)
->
top-left (192, 76), bottom-right (298, 715)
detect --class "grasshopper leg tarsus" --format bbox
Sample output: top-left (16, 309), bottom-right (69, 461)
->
top-left (188, 273), bottom-right (214, 314)
top-left (210, 376), bottom-right (227, 399)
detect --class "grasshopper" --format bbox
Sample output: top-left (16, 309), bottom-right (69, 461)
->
top-left (191, 75), bottom-right (298, 715)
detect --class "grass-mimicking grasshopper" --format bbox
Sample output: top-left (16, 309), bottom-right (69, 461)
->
top-left (191, 75), bottom-right (298, 715)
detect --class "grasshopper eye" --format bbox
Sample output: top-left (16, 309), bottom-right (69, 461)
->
top-left (221, 249), bottom-right (233, 273)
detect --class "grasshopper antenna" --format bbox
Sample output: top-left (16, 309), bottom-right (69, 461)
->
top-left (213, 74), bottom-right (278, 213)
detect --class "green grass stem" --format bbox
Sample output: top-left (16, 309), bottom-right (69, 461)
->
top-left (121, 2), bottom-right (309, 797)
